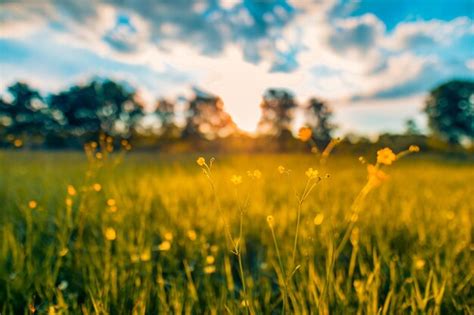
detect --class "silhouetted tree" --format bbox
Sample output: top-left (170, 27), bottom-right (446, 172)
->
top-left (182, 88), bottom-right (236, 140)
top-left (49, 79), bottom-right (144, 144)
top-left (424, 80), bottom-right (474, 144)
top-left (155, 98), bottom-right (177, 137)
top-left (404, 118), bottom-right (421, 135)
top-left (257, 88), bottom-right (297, 137)
top-left (0, 82), bottom-right (57, 145)
top-left (305, 98), bottom-right (335, 147)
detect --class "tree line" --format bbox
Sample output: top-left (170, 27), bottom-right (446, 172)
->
top-left (0, 78), bottom-right (472, 150)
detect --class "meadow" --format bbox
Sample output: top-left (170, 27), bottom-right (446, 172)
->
top-left (0, 147), bottom-right (472, 314)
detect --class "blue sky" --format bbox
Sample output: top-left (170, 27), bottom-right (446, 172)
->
top-left (0, 0), bottom-right (473, 134)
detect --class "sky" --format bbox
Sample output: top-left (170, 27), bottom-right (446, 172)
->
top-left (0, 0), bottom-right (473, 135)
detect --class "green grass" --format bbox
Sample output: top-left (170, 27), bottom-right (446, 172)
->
top-left (0, 150), bottom-right (472, 314)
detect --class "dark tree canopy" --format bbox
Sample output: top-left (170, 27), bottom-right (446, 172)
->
top-left (424, 80), bottom-right (474, 144)
top-left (49, 79), bottom-right (144, 141)
top-left (0, 82), bottom-right (57, 142)
top-left (305, 98), bottom-right (335, 147)
top-left (183, 88), bottom-right (236, 140)
top-left (257, 88), bottom-right (297, 137)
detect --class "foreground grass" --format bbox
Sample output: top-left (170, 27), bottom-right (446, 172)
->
top-left (0, 151), bottom-right (472, 314)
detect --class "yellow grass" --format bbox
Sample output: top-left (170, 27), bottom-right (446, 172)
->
top-left (0, 149), bottom-right (472, 314)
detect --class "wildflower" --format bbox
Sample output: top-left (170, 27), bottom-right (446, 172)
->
top-left (140, 249), bottom-right (151, 261)
top-left (409, 145), bottom-right (420, 152)
top-left (59, 248), bottom-right (68, 257)
top-left (266, 215), bottom-right (274, 226)
top-left (187, 229), bottom-right (197, 241)
top-left (253, 169), bottom-right (262, 179)
top-left (414, 258), bottom-right (425, 270)
top-left (305, 167), bottom-right (319, 179)
top-left (158, 240), bottom-right (171, 251)
top-left (247, 169), bottom-right (262, 179)
top-left (95, 152), bottom-right (103, 160)
top-left (92, 183), bottom-right (102, 192)
top-left (376, 147), bottom-right (396, 165)
top-left (67, 185), bottom-right (76, 196)
top-left (28, 200), bottom-right (37, 209)
top-left (13, 139), bottom-right (23, 148)
top-left (65, 198), bottom-right (73, 207)
top-left (367, 164), bottom-right (388, 186)
top-left (206, 255), bottom-right (215, 265)
top-left (313, 213), bottom-right (324, 225)
top-left (196, 157), bottom-right (206, 166)
top-left (231, 175), bottom-right (242, 185)
top-left (164, 231), bottom-right (173, 241)
top-left (298, 127), bottom-right (312, 142)
top-left (106, 198), bottom-right (116, 207)
top-left (210, 245), bottom-right (219, 253)
top-left (108, 206), bottom-right (118, 213)
top-left (105, 227), bottom-right (117, 241)
top-left (204, 265), bottom-right (216, 274)
top-left (277, 166), bottom-right (286, 174)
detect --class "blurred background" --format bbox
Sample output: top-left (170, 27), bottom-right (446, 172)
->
top-left (0, 0), bottom-right (473, 153)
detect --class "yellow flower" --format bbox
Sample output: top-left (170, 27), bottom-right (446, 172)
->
top-left (247, 169), bottom-right (262, 179)
top-left (105, 227), bottom-right (117, 241)
top-left (92, 183), bottom-right (102, 192)
top-left (140, 249), bottom-right (151, 261)
top-left (253, 169), bottom-right (262, 179)
top-left (13, 139), bottom-right (23, 148)
top-left (313, 213), bottom-right (324, 225)
top-left (187, 229), bottom-right (197, 241)
top-left (231, 175), bottom-right (242, 185)
top-left (158, 240), bottom-right (171, 251)
top-left (409, 145), bottom-right (420, 152)
top-left (107, 198), bottom-right (116, 207)
top-left (266, 215), bottom-right (274, 226)
top-left (298, 127), bottom-right (312, 142)
top-left (108, 206), bottom-right (118, 213)
top-left (414, 258), bottom-right (425, 270)
top-left (196, 157), bottom-right (206, 166)
top-left (65, 197), bottom-right (73, 207)
top-left (376, 147), bottom-right (396, 165)
top-left (305, 167), bottom-right (319, 179)
top-left (277, 165), bottom-right (285, 174)
top-left (367, 164), bottom-right (388, 186)
top-left (164, 232), bottom-right (173, 241)
top-left (206, 255), bottom-right (215, 265)
top-left (67, 185), bottom-right (77, 196)
top-left (204, 265), bottom-right (216, 274)
top-left (59, 248), bottom-right (69, 257)
top-left (28, 200), bottom-right (37, 209)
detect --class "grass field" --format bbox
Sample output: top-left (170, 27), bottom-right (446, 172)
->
top-left (0, 149), bottom-right (472, 314)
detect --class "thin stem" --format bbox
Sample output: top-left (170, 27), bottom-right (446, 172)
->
top-left (270, 224), bottom-right (288, 313)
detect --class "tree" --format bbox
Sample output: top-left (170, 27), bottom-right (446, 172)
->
top-left (304, 98), bottom-right (335, 147)
top-left (49, 79), bottom-right (145, 143)
top-left (257, 88), bottom-right (297, 137)
top-left (0, 82), bottom-right (57, 146)
top-left (404, 119), bottom-right (421, 135)
top-left (182, 88), bottom-right (236, 140)
top-left (424, 80), bottom-right (474, 144)
top-left (155, 98), bottom-right (177, 137)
